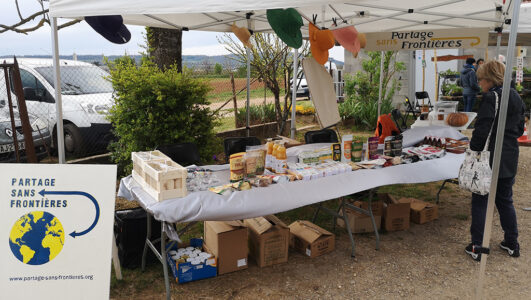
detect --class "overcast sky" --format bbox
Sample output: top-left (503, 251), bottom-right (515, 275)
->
top-left (0, 1), bottom-right (344, 61)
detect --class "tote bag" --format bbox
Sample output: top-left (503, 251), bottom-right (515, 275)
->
top-left (458, 91), bottom-right (499, 195)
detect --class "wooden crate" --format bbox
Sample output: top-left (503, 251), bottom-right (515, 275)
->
top-left (131, 151), bottom-right (188, 201)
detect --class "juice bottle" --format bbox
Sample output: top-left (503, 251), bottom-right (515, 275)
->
top-left (271, 141), bottom-right (279, 173)
top-left (265, 138), bottom-right (273, 170)
top-left (277, 142), bottom-right (287, 174)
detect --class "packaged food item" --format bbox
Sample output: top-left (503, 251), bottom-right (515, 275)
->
top-left (229, 152), bottom-right (245, 182)
top-left (391, 135), bottom-right (403, 157)
top-left (368, 137), bottom-right (379, 160)
top-left (351, 139), bottom-right (363, 162)
top-left (331, 143), bottom-right (341, 161)
top-left (384, 136), bottom-right (394, 156)
top-left (341, 134), bottom-right (353, 162)
top-left (245, 146), bottom-right (266, 177)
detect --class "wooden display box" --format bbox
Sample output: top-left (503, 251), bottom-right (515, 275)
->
top-left (131, 151), bottom-right (187, 201)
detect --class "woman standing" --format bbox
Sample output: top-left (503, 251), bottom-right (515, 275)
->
top-left (465, 60), bottom-right (525, 261)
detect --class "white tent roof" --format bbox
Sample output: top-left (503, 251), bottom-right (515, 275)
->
top-left (50, 0), bottom-right (512, 34)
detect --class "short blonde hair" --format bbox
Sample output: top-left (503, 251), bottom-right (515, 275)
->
top-left (476, 60), bottom-right (505, 86)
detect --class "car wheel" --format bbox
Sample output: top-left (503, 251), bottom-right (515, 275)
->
top-left (63, 123), bottom-right (84, 157)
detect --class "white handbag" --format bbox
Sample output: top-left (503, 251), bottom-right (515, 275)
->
top-left (458, 91), bottom-right (499, 195)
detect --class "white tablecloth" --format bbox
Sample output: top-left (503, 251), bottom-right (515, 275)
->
top-left (118, 152), bottom-right (464, 223)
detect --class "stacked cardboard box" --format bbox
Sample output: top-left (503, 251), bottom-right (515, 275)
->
top-left (244, 215), bottom-right (290, 267)
top-left (379, 193), bottom-right (411, 232)
top-left (336, 200), bottom-right (383, 233)
top-left (203, 221), bottom-right (248, 275)
top-left (289, 220), bottom-right (335, 258)
top-left (399, 198), bottom-right (439, 224)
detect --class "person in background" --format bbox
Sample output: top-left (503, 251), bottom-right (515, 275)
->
top-left (460, 57), bottom-right (481, 112)
top-left (475, 58), bottom-right (485, 70)
top-left (465, 60), bottom-right (525, 261)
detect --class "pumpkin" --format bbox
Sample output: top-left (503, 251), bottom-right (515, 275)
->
top-left (446, 113), bottom-right (469, 127)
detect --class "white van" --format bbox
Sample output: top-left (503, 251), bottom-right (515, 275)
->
top-left (0, 58), bottom-right (114, 156)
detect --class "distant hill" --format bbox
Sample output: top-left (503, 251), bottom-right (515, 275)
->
top-left (1, 53), bottom-right (344, 68)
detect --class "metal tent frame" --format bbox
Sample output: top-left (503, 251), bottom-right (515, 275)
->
top-left (48, 1), bottom-right (521, 299)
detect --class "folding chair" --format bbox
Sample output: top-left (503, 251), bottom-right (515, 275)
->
top-left (156, 142), bottom-right (200, 166)
top-left (391, 108), bottom-right (408, 133)
top-left (223, 136), bottom-right (261, 161)
top-left (304, 129), bottom-right (339, 144)
top-left (404, 96), bottom-right (419, 121)
top-left (415, 91), bottom-right (433, 109)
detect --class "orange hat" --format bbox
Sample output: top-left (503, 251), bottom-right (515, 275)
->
top-left (358, 32), bottom-right (367, 49)
top-left (309, 23), bottom-right (335, 65)
top-left (231, 22), bottom-right (253, 49)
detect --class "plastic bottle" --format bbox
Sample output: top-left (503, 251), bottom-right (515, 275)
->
top-left (271, 141), bottom-right (280, 173)
top-left (276, 142), bottom-right (287, 174)
top-left (265, 138), bottom-right (273, 170)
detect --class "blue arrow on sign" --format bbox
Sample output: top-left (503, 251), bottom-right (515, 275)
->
top-left (39, 189), bottom-right (100, 238)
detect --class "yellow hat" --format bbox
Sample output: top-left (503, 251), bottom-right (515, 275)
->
top-left (309, 23), bottom-right (335, 65)
top-left (358, 32), bottom-right (367, 49)
top-left (231, 23), bottom-right (253, 49)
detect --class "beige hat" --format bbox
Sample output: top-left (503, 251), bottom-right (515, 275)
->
top-left (231, 23), bottom-right (253, 49)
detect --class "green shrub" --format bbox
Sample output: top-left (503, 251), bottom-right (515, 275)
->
top-left (107, 60), bottom-right (220, 175)
top-left (235, 103), bottom-right (276, 127)
top-left (214, 63), bottom-right (223, 75)
top-left (339, 51), bottom-right (404, 130)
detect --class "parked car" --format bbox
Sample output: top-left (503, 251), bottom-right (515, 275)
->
top-left (0, 105), bottom-right (51, 162)
top-left (290, 75), bottom-right (309, 98)
top-left (0, 58), bottom-right (114, 157)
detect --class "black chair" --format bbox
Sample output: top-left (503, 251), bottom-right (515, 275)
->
top-left (391, 109), bottom-right (408, 133)
top-left (415, 91), bottom-right (433, 109)
top-left (304, 129), bottom-right (339, 144)
top-left (156, 142), bottom-right (200, 166)
top-left (404, 96), bottom-right (420, 121)
top-left (223, 136), bottom-right (261, 161)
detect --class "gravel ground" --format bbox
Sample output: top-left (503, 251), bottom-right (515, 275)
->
top-left (112, 147), bottom-right (531, 300)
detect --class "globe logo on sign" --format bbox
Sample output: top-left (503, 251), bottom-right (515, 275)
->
top-left (9, 211), bottom-right (65, 265)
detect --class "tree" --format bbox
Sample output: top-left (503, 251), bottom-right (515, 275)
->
top-left (214, 63), bottom-right (223, 75)
top-left (0, 1), bottom-right (81, 34)
top-left (218, 33), bottom-right (309, 132)
top-left (145, 27), bottom-right (183, 72)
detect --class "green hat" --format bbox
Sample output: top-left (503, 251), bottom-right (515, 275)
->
top-left (266, 8), bottom-right (303, 48)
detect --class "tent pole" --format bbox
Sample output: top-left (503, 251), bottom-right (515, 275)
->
top-left (291, 48), bottom-right (298, 139)
top-left (434, 48), bottom-right (438, 102)
top-left (496, 32), bottom-right (502, 60)
top-left (378, 51), bottom-right (384, 117)
top-left (246, 47), bottom-right (251, 137)
top-left (51, 17), bottom-right (65, 164)
top-left (475, 1), bottom-right (521, 299)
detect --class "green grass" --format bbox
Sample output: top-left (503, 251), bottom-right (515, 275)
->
top-left (453, 213), bottom-right (469, 221)
top-left (214, 116), bottom-right (237, 133)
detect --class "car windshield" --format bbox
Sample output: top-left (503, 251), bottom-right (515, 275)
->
top-left (35, 65), bottom-right (113, 95)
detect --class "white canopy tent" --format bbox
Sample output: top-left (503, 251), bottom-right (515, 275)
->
top-left (49, 1), bottom-right (522, 299)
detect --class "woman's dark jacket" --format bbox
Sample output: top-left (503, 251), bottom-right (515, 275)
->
top-left (470, 86), bottom-right (525, 178)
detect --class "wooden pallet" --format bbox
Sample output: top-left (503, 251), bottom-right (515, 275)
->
top-left (131, 151), bottom-right (188, 201)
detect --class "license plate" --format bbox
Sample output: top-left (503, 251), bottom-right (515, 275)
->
top-left (0, 142), bottom-right (25, 154)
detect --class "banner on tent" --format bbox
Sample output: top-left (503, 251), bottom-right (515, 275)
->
top-left (0, 164), bottom-right (117, 300)
top-left (364, 28), bottom-right (489, 51)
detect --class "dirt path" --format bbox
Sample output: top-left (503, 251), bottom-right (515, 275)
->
top-left (208, 96), bottom-right (310, 116)
top-left (111, 148), bottom-right (531, 300)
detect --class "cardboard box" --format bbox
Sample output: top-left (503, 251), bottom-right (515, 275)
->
top-left (166, 238), bottom-right (217, 283)
top-left (336, 207), bottom-right (382, 233)
top-left (289, 220), bottom-right (335, 258)
top-left (379, 193), bottom-right (410, 232)
top-left (351, 200), bottom-right (384, 216)
top-left (400, 198), bottom-right (439, 224)
top-left (243, 215), bottom-right (289, 267)
top-left (204, 221), bottom-right (248, 275)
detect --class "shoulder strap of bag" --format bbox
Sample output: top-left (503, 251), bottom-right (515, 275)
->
top-left (484, 91), bottom-right (500, 151)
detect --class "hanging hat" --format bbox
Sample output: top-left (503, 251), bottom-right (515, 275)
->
top-left (309, 23), bottom-right (335, 65)
top-left (231, 23), bottom-right (253, 49)
top-left (266, 8), bottom-right (303, 48)
top-left (85, 15), bottom-right (131, 44)
top-left (331, 25), bottom-right (361, 56)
